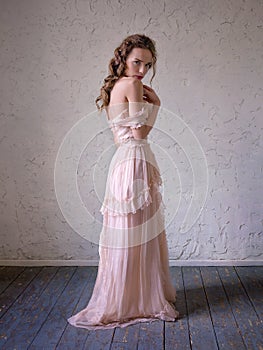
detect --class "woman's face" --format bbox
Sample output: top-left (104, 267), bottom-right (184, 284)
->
top-left (124, 48), bottom-right (153, 81)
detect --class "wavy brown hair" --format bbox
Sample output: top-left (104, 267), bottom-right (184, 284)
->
top-left (95, 34), bottom-right (157, 111)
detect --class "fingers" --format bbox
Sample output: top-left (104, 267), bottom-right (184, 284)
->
top-left (143, 85), bottom-right (153, 90)
top-left (143, 87), bottom-right (154, 95)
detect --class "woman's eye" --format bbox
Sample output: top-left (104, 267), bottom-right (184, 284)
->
top-left (133, 61), bottom-right (152, 69)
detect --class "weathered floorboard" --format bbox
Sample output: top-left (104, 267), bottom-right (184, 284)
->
top-left (0, 266), bottom-right (56, 347)
top-left (1, 266), bottom-right (74, 349)
top-left (0, 265), bottom-right (262, 349)
top-left (0, 267), bottom-right (41, 319)
top-left (27, 266), bottom-right (86, 349)
top-left (165, 266), bottom-right (191, 350)
top-left (235, 266), bottom-right (263, 320)
top-left (57, 267), bottom-right (115, 350)
top-left (0, 266), bottom-right (25, 294)
top-left (110, 323), bottom-right (141, 350)
top-left (137, 319), bottom-right (164, 350)
top-left (200, 266), bottom-right (246, 349)
top-left (217, 266), bottom-right (263, 350)
top-left (183, 266), bottom-right (218, 350)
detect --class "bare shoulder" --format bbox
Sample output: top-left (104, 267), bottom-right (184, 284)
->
top-left (123, 77), bottom-right (143, 102)
top-left (115, 76), bottom-right (142, 89)
top-left (110, 77), bottom-right (143, 104)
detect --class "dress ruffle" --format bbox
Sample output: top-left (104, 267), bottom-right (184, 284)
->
top-left (99, 138), bottom-right (163, 217)
top-left (100, 185), bottom-right (152, 216)
top-left (108, 105), bottom-right (148, 128)
top-left (67, 102), bottom-right (179, 330)
top-left (107, 103), bottom-right (150, 143)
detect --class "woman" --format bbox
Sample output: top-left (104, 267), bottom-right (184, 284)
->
top-left (68, 34), bottom-right (179, 330)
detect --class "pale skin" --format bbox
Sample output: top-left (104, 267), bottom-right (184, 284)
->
top-left (109, 47), bottom-right (160, 140)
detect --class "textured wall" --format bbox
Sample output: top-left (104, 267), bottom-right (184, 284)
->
top-left (0, 0), bottom-right (262, 264)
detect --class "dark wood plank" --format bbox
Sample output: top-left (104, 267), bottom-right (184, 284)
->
top-left (0, 267), bottom-right (42, 322)
top-left (1, 266), bottom-right (73, 349)
top-left (182, 266), bottom-right (218, 350)
top-left (0, 266), bottom-right (25, 294)
top-left (83, 328), bottom-right (115, 350)
top-left (217, 266), bottom-right (263, 349)
top-left (235, 266), bottom-right (263, 320)
top-left (137, 320), bottom-right (164, 350)
top-left (0, 265), bottom-right (262, 349)
top-left (0, 268), bottom-right (55, 348)
top-left (110, 323), bottom-right (140, 349)
top-left (0, 267), bottom-right (41, 319)
top-left (200, 266), bottom-right (246, 349)
top-left (165, 266), bottom-right (191, 350)
top-left (80, 268), bottom-right (115, 350)
top-left (56, 266), bottom-right (109, 350)
top-left (26, 266), bottom-right (92, 349)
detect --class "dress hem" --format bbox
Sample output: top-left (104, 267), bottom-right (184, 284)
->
top-left (67, 308), bottom-right (179, 330)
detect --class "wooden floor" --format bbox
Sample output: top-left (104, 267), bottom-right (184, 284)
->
top-left (0, 266), bottom-right (262, 350)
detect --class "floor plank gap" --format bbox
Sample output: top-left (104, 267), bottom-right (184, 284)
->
top-left (0, 266), bottom-right (262, 349)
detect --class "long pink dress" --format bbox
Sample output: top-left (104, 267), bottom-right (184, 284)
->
top-left (67, 102), bottom-right (179, 330)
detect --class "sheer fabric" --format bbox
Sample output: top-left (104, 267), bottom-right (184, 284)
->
top-left (68, 102), bottom-right (179, 330)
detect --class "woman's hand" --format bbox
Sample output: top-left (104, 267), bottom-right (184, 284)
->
top-left (143, 85), bottom-right (161, 106)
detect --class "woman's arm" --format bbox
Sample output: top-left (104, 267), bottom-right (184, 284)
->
top-left (125, 78), bottom-right (160, 140)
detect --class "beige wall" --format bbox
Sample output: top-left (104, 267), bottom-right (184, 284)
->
top-left (0, 0), bottom-right (262, 265)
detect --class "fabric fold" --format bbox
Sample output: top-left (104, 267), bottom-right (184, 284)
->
top-left (67, 101), bottom-right (179, 330)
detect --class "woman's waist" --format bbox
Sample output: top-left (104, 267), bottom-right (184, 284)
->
top-left (116, 137), bottom-right (149, 147)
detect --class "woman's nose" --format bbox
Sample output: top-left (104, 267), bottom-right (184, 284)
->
top-left (139, 64), bottom-right (147, 75)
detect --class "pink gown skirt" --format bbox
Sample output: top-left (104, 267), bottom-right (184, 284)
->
top-left (67, 138), bottom-right (179, 330)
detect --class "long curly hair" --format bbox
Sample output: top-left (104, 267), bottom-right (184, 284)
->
top-left (95, 34), bottom-right (157, 111)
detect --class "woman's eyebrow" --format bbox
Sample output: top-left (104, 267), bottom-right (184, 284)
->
top-left (134, 58), bottom-right (152, 64)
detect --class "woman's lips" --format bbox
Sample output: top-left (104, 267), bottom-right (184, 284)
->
top-left (135, 75), bottom-right (143, 80)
